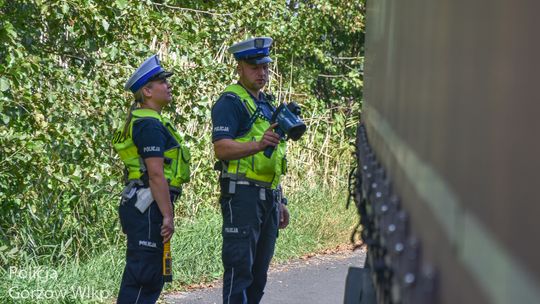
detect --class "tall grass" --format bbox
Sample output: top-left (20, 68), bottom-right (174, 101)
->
top-left (0, 179), bottom-right (355, 303)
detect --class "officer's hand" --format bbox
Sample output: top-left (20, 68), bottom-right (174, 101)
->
top-left (258, 123), bottom-right (280, 151)
top-left (161, 216), bottom-right (175, 243)
top-left (279, 204), bottom-right (289, 229)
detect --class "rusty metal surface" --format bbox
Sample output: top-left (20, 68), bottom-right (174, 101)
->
top-left (362, 0), bottom-right (540, 303)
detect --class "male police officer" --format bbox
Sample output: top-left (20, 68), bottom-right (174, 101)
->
top-left (212, 37), bottom-right (290, 304)
top-left (112, 55), bottom-right (190, 303)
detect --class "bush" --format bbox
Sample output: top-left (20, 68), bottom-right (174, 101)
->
top-left (0, 0), bottom-right (364, 268)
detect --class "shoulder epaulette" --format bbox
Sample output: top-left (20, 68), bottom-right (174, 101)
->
top-left (221, 92), bottom-right (240, 100)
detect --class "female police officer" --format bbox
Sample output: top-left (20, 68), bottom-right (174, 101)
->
top-left (112, 55), bottom-right (190, 303)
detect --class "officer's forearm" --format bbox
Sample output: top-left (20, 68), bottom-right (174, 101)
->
top-left (149, 174), bottom-right (173, 219)
top-left (214, 139), bottom-right (262, 161)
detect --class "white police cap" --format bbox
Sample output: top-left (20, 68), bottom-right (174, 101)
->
top-left (124, 55), bottom-right (173, 93)
top-left (228, 37), bottom-right (273, 64)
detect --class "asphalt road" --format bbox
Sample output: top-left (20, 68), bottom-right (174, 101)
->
top-left (164, 248), bottom-right (367, 304)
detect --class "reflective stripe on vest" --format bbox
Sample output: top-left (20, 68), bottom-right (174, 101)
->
top-left (112, 108), bottom-right (191, 188)
top-left (220, 84), bottom-right (287, 189)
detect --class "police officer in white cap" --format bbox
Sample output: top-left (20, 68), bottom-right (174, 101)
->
top-left (211, 37), bottom-right (290, 304)
top-left (112, 55), bottom-right (191, 303)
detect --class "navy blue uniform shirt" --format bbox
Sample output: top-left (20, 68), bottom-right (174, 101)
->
top-left (211, 86), bottom-right (274, 142)
top-left (132, 118), bottom-right (178, 159)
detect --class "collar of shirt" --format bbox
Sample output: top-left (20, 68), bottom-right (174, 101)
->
top-left (237, 82), bottom-right (266, 102)
top-left (237, 82), bottom-right (274, 120)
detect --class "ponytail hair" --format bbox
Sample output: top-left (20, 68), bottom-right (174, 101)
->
top-left (121, 99), bottom-right (140, 139)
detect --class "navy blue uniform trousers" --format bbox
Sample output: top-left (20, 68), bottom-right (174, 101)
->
top-left (220, 184), bottom-right (279, 304)
top-left (117, 193), bottom-right (175, 304)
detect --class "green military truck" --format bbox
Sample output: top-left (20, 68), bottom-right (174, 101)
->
top-left (349, 0), bottom-right (540, 303)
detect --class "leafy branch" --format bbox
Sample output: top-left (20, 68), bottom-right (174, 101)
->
top-left (150, 2), bottom-right (233, 16)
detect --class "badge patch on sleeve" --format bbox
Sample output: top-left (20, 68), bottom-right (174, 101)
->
top-left (143, 146), bottom-right (161, 153)
top-left (214, 126), bottom-right (230, 132)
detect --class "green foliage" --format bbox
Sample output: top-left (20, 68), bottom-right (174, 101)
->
top-left (0, 0), bottom-right (364, 269)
